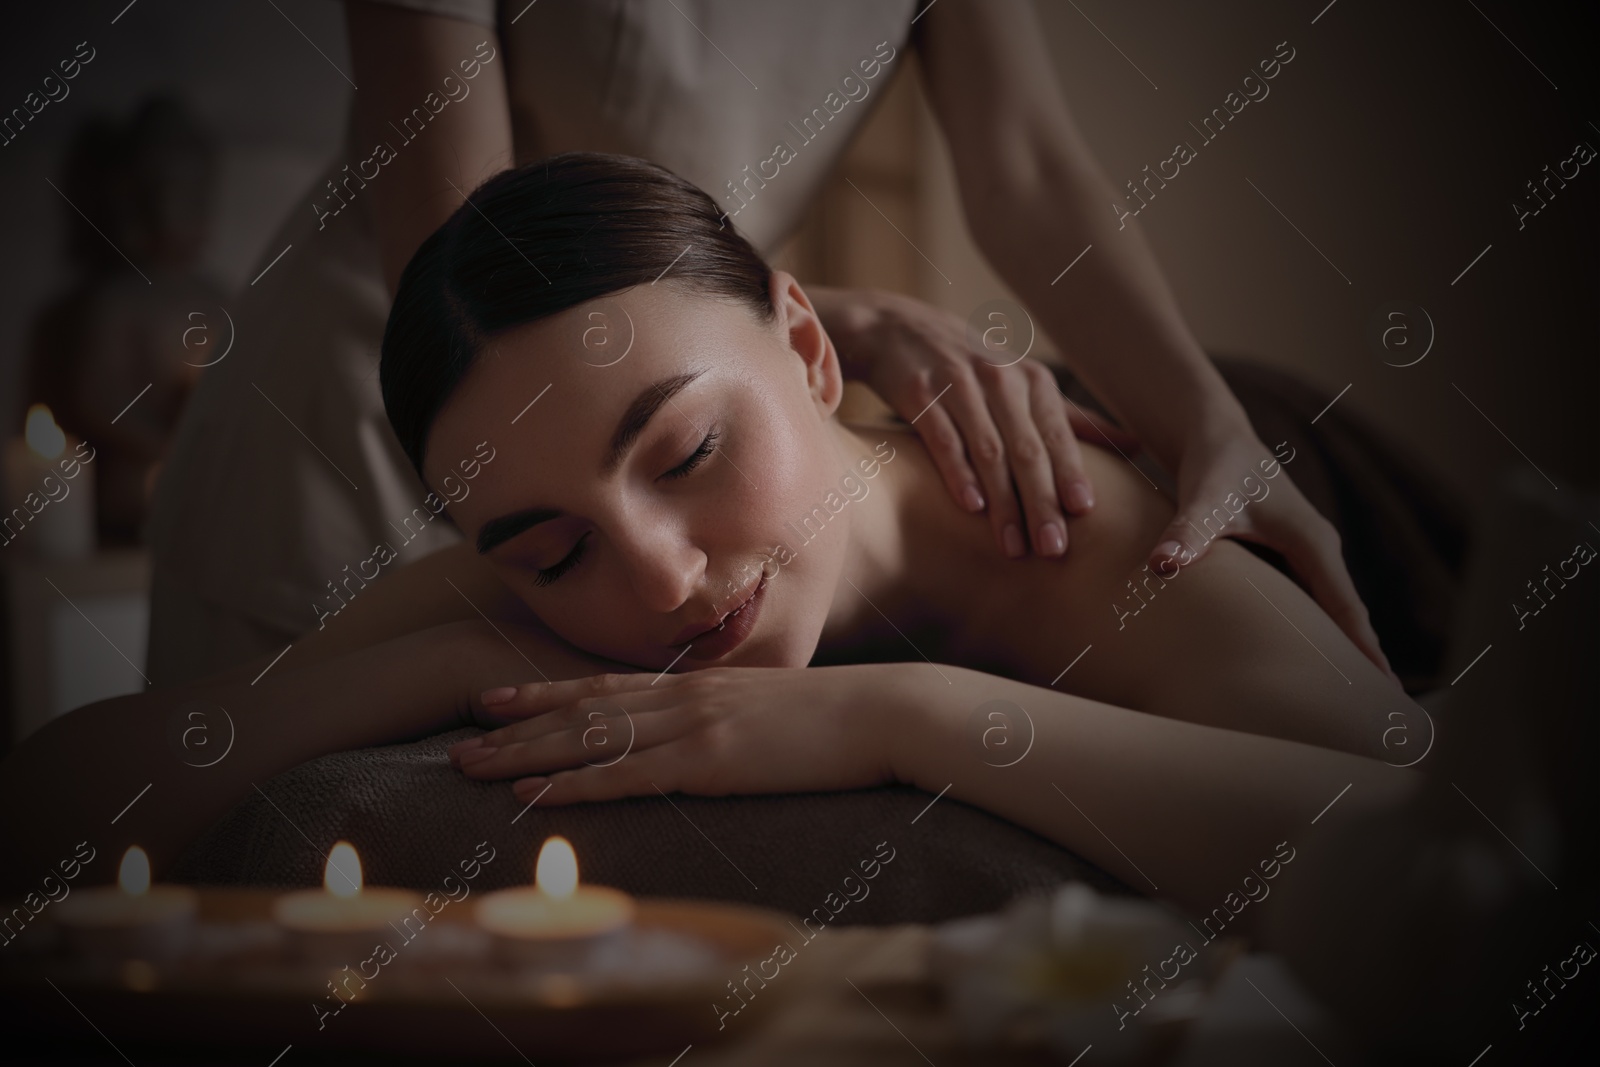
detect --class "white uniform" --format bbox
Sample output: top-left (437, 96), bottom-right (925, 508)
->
top-left (146, 0), bottom-right (917, 684)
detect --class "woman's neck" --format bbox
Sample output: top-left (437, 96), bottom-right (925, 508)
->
top-left (811, 418), bottom-right (984, 663)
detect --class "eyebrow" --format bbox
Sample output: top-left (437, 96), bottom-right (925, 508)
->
top-left (474, 370), bottom-right (704, 555)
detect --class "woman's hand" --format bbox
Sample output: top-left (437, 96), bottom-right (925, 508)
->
top-left (446, 664), bottom-right (916, 804)
top-left (810, 286), bottom-right (1137, 560)
top-left (1149, 428), bottom-right (1397, 682)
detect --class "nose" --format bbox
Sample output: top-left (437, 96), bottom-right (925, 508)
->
top-left (610, 515), bottom-right (705, 615)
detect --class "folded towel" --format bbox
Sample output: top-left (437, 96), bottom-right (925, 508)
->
top-left (171, 727), bottom-right (1127, 923)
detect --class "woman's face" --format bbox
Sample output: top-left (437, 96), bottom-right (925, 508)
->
top-left (423, 272), bottom-right (851, 671)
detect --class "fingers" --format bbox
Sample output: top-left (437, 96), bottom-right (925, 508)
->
top-left (511, 734), bottom-right (737, 806)
top-left (478, 697), bottom-right (634, 752)
top-left (512, 758), bottom-right (657, 806)
top-left (452, 702), bottom-right (672, 781)
top-left (1275, 521), bottom-right (1398, 683)
top-left (1146, 506), bottom-right (1398, 686)
top-left (451, 672), bottom-right (680, 774)
top-left (910, 401), bottom-right (987, 514)
top-left (1149, 514), bottom-right (1209, 574)
top-left (473, 671), bottom-right (652, 723)
top-left (943, 374), bottom-right (1029, 558)
top-left (980, 362), bottom-right (1070, 557)
top-left (1027, 362), bottom-right (1094, 517)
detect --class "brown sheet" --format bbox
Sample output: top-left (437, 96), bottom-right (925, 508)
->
top-left (171, 727), bottom-right (1128, 922)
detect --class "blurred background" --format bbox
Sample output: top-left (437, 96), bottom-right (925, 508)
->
top-left (0, 0), bottom-right (1593, 747)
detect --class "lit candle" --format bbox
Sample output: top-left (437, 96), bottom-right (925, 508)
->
top-left (1, 404), bottom-right (96, 558)
top-left (53, 846), bottom-right (197, 958)
top-left (272, 841), bottom-right (424, 962)
top-left (476, 836), bottom-right (634, 969)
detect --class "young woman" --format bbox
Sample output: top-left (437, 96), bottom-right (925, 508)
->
top-left (0, 155), bottom-right (1418, 920)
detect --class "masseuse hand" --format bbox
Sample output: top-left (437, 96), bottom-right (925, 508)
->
top-left (809, 286), bottom-right (1137, 559)
top-left (446, 665), bottom-right (913, 804)
top-left (1150, 427), bottom-right (1397, 682)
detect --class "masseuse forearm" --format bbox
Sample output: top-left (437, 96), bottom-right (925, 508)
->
top-left (345, 4), bottom-right (514, 294)
top-left (968, 146), bottom-right (1248, 468)
top-left (891, 664), bottom-right (1412, 920)
top-left (915, 0), bottom-right (1248, 467)
top-left (0, 624), bottom-right (474, 891)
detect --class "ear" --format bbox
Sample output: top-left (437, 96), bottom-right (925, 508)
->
top-left (768, 269), bottom-right (843, 418)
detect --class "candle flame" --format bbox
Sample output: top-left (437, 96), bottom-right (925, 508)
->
top-left (535, 836), bottom-right (578, 899)
top-left (325, 841), bottom-right (363, 898)
top-left (24, 404), bottom-right (67, 462)
top-left (118, 847), bottom-right (151, 896)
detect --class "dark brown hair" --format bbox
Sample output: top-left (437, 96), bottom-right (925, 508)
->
top-left (381, 152), bottom-right (774, 475)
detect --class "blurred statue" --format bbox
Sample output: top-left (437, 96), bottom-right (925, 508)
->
top-left (25, 95), bottom-right (223, 547)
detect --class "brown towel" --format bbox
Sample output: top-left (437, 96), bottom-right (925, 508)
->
top-left (171, 727), bottom-right (1129, 922)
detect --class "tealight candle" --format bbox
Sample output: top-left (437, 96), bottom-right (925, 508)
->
top-left (476, 836), bottom-right (634, 969)
top-left (2, 404), bottom-right (96, 559)
top-left (272, 841), bottom-right (423, 962)
top-left (53, 846), bottom-right (197, 958)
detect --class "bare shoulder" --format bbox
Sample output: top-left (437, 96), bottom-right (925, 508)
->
top-left (984, 445), bottom-right (1412, 755)
top-left (943, 443), bottom-right (1172, 676)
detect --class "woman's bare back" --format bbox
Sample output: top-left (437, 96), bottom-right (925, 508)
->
top-left (855, 423), bottom-right (1417, 759)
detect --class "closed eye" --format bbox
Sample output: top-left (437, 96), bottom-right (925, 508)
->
top-left (533, 531), bottom-right (589, 587)
top-left (533, 429), bottom-right (718, 587)
top-left (660, 429), bottom-right (719, 480)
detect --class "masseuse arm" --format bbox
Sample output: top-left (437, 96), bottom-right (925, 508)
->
top-left (345, 1), bottom-right (515, 295)
top-left (913, 0), bottom-right (1391, 675)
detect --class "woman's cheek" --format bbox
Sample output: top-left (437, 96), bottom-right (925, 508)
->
top-left (547, 595), bottom-right (633, 660)
top-left (768, 409), bottom-right (833, 521)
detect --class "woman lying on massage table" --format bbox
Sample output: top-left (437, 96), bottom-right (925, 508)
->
top-left (0, 154), bottom-right (1421, 919)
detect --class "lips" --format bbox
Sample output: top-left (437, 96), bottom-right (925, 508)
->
top-left (672, 577), bottom-right (760, 645)
top-left (679, 577), bottom-right (768, 662)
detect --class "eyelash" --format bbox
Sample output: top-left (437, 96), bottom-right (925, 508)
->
top-left (533, 532), bottom-right (588, 587)
top-left (661, 429), bottom-right (720, 480)
top-left (531, 430), bottom-right (720, 587)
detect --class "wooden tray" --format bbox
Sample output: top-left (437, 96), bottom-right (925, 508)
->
top-left (2, 888), bottom-right (798, 1061)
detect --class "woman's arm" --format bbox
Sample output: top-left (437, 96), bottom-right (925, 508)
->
top-left (345, 2), bottom-right (514, 294)
top-left (886, 664), bottom-right (1417, 920)
top-left (0, 615), bottom-right (624, 892)
top-left (273, 538), bottom-right (535, 671)
top-left (220, 537), bottom-right (636, 682)
top-left (445, 660), bottom-right (1416, 921)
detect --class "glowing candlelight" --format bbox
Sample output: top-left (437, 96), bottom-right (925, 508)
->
top-left (476, 837), bottom-right (634, 968)
top-left (3, 404), bottom-right (96, 558)
top-left (53, 846), bottom-right (198, 957)
top-left (25, 404), bottom-right (67, 458)
top-left (272, 840), bottom-right (423, 961)
top-left (537, 837), bottom-right (579, 897)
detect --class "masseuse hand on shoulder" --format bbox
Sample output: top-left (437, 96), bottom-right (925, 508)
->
top-left (1151, 419), bottom-right (1397, 683)
top-left (809, 285), bottom-right (1136, 560)
top-left (447, 665), bottom-right (926, 804)
top-left (903, 0), bottom-right (1395, 680)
